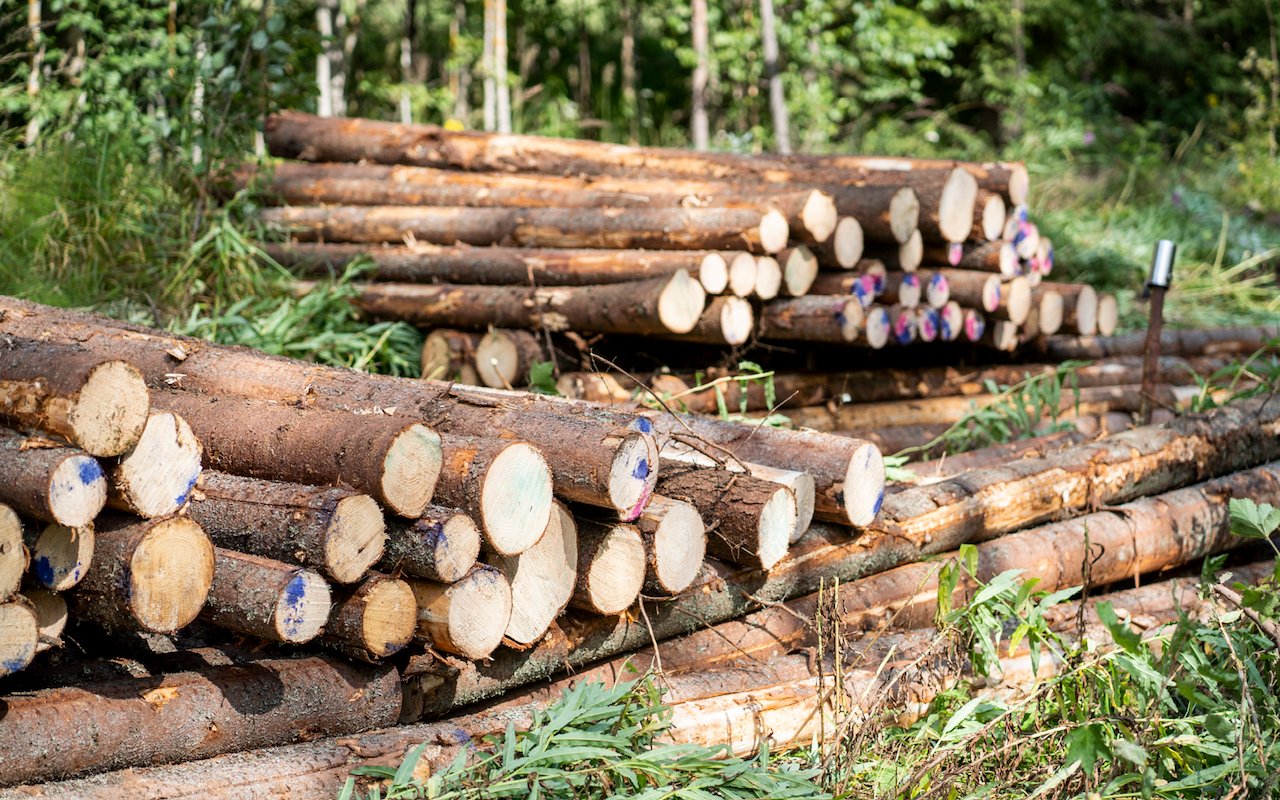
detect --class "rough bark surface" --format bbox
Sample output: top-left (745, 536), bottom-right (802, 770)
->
top-left (0, 426), bottom-right (105, 528)
top-left (655, 461), bottom-right (793, 570)
top-left (379, 506), bottom-right (481, 583)
top-left (199, 548), bottom-right (331, 644)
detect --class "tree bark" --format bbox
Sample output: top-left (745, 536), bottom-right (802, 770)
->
top-left (758, 295), bottom-right (887, 348)
top-left (104, 410), bottom-right (203, 519)
top-left (409, 564), bottom-right (511, 658)
top-left (1041, 281), bottom-right (1098, 336)
top-left (24, 586), bottom-right (64, 654)
top-left (486, 500), bottom-right (577, 644)
top-left (23, 520), bottom-right (86, 593)
top-left (67, 514), bottom-right (214, 634)
top-left (323, 572), bottom-right (417, 660)
top-left (200, 548), bottom-right (331, 644)
top-left (937, 268), bottom-right (1003, 314)
top-left (482, 0), bottom-right (495, 131)
top-left (151, 390), bottom-right (443, 519)
top-left (659, 295), bottom-right (755, 346)
top-left (494, 0), bottom-right (510, 133)
top-left (184, 471), bottom-right (386, 585)
top-left (475, 329), bottom-right (546, 389)
top-left (620, 0), bottom-right (638, 145)
top-left (421, 329), bottom-right (482, 385)
top-left (0, 426), bottom-right (105, 528)
top-left (380, 506), bottom-right (481, 584)
top-left (0, 340), bottom-right (149, 457)
top-left (263, 205), bottom-right (789, 253)
top-left (1038, 327), bottom-right (1280, 361)
top-left (923, 240), bottom-right (1019, 277)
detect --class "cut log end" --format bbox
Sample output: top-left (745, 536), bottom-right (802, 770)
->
top-left (275, 569), bottom-right (333, 643)
top-left (999, 241), bottom-right (1020, 278)
top-left (843, 442), bottom-right (886, 527)
top-left (657, 269), bottom-right (708, 334)
top-left (755, 488), bottom-right (797, 571)
top-left (357, 577), bottom-right (417, 658)
top-left (898, 229), bottom-right (923, 272)
top-left (640, 496), bottom-right (705, 595)
top-left (481, 441), bottom-right (554, 555)
top-left (422, 330), bottom-right (481, 385)
top-left (69, 360), bottom-right (151, 457)
top-left (1008, 163), bottom-right (1031, 206)
top-left (476, 329), bottom-right (533, 390)
top-left (0, 599), bottom-right (39, 676)
top-left (916, 306), bottom-right (941, 342)
top-left (30, 523), bottom-right (93, 592)
top-left (491, 501), bottom-right (577, 645)
top-left (783, 472), bottom-right (817, 542)
top-left (24, 587), bottom-right (67, 653)
top-left (1097, 294), bottom-right (1119, 337)
top-left (49, 455), bottom-right (106, 529)
top-left (610, 432), bottom-right (658, 520)
top-left (925, 271), bottom-right (949, 309)
top-left (579, 522), bottom-right (646, 614)
top-left (412, 566), bottom-right (512, 659)
top-left (798, 191), bottom-right (838, 244)
top-left (719, 296), bottom-right (756, 346)
top-left (964, 309), bottom-right (987, 342)
top-left (727, 253), bottom-right (757, 298)
top-left (380, 423), bottom-right (444, 518)
top-left (981, 275), bottom-right (1003, 313)
top-left (129, 516), bottom-right (215, 633)
top-left (108, 411), bottom-right (203, 519)
top-left (889, 188), bottom-right (920, 244)
top-left (833, 217), bottom-right (865, 268)
top-left (326, 494), bottom-right (387, 584)
top-left (864, 306), bottom-right (891, 349)
top-left (782, 246), bottom-right (818, 297)
top-left (1039, 291), bottom-right (1065, 336)
top-left (980, 194), bottom-right (1007, 242)
top-left (0, 506), bottom-right (24, 598)
top-left (698, 253), bottom-right (729, 295)
top-left (939, 301), bottom-right (964, 342)
top-left (1006, 276), bottom-right (1032, 326)
top-left (897, 274), bottom-right (922, 308)
top-left (754, 257), bottom-right (783, 300)
top-left (837, 298), bottom-right (865, 343)
top-left (758, 209), bottom-right (790, 254)
top-left (1075, 285), bottom-right (1100, 336)
top-left (939, 168), bottom-right (980, 243)
top-left (890, 307), bottom-right (918, 345)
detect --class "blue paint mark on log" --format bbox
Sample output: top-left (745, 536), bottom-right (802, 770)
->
top-left (633, 417), bottom-right (653, 434)
top-left (78, 459), bottom-right (104, 486)
top-left (872, 488), bottom-right (884, 516)
top-left (3, 657), bottom-right (28, 673)
top-left (34, 556), bottom-right (55, 587)
top-left (175, 471), bottom-right (200, 508)
top-left (631, 457), bottom-right (648, 480)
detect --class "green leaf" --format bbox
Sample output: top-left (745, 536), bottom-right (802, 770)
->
top-left (1112, 737), bottom-right (1148, 767)
top-left (1204, 713), bottom-right (1235, 741)
top-left (392, 742), bottom-right (429, 787)
top-left (1201, 553), bottom-right (1229, 596)
top-left (1097, 601), bottom-right (1143, 653)
top-left (1229, 497), bottom-right (1280, 540)
top-left (1013, 576), bottom-right (1042, 611)
top-left (337, 777), bottom-right (356, 800)
top-left (959, 543), bottom-right (979, 578)
top-left (1063, 723), bottom-right (1111, 774)
top-left (527, 360), bottom-right (559, 395)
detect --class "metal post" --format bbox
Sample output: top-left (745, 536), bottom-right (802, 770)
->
top-left (1140, 240), bottom-right (1176, 425)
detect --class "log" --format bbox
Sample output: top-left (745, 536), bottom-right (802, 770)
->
top-left (1033, 287), bottom-right (1065, 335)
top-left (104, 410), bottom-right (203, 518)
top-left (936, 269), bottom-right (1002, 314)
top-left (913, 305), bottom-right (941, 342)
top-left (1043, 281), bottom-right (1098, 335)
top-left (0, 342), bottom-right (150, 457)
top-left (962, 308), bottom-right (986, 342)
top-left (200, 548), bottom-right (332, 644)
top-left (410, 564), bottom-right (511, 659)
top-left (655, 461), bottom-right (794, 570)
top-left (0, 506), bottom-right (25, 601)
top-left (274, 242), bottom-right (738, 296)
top-left (475, 328), bottom-right (546, 389)
top-left (0, 596), bottom-right (38, 676)
top-left (879, 271), bottom-right (921, 308)
top-left (659, 446), bottom-right (816, 540)
top-left (421, 329), bottom-right (481, 385)
top-left (569, 516), bottom-right (646, 614)
top-left (1038, 327), bottom-right (1280, 361)
top-left (779, 246), bottom-right (819, 296)
top-left (807, 267), bottom-right (881, 307)
top-left (0, 654), bottom-right (401, 787)
top-left (25, 521), bottom-right (89, 592)
top-left (67, 514), bottom-right (214, 634)
top-left (979, 319), bottom-right (1018, 351)
top-left (924, 240), bottom-right (1019, 277)
top-left (808, 216), bottom-right (863, 268)
top-left (184, 471), bottom-right (386, 584)
top-left (0, 299), bottom-right (662, 519)
top-left (432, 435), bottom-right (553, 556)
top-left (633, 495), bottom-right (706, 595)
top-left (758, 294), bottom-right (869, 346)
top-left (753, 256), bottom-right (783, 300)
top-left (674, 295), bottom-right (754, 346)
top-left (920, 269), bottom-right (949, 309)
top-left (1011, 219), bottom-right (1040, 260)
top-left (758, 189), bottom-right (838, 244)
top-left (993, 275), bottom-right (1032, 325)
top-left (23, 587), bottom-right (66, 653)
top-left (1096, 293), bottom-right (1119, 336)
top-left (0, 427), bottom-right (105, 528)
top-left (864, 231), bottom-right (923, 272)
top-left (324, 572), bottom-right (417, 659)
top-left (821, 184), bottom-right (919, 244)
top-left (860, 167), bottom-right (977, 245)
top-left (886, 304), bottom-right (918, 345)
top-left (726, 251), bottom-right (757, 297)
top-left (876, 394), bottom-right (1280, 554)
top-left (151, 390), bottom-right (443, 519)
top-left (939, 300), bottom-right (964, 341)
top-left (263, 205), bottom-right (790, 254)
top-left (334, 272), bottom-right (708, 337)
top-left (897, 429), bottom-right (1089, 485)
top-left (1030, 236), bottom-right (1055, 276)
top-left (973, 191), bottom-right (1006, 242)
top-left (486, 500), bottom-right (577, 644)
top-left (380, 506), bottom-right (481, 584)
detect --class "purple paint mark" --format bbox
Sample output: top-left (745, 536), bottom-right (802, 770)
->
top-left (624, 482), bottom-right (653, 522)
top-left (868, 272), bottom-right (885, 295)
top-left (852, 280), bottom-right (872, 308)
top-left (930, 274), bottom-right (946, 295)
top-left (1017, 206), bottom-right (1029, 223)
top-left (948, 242), bottom-right (963, 266)
top-left (919, 309), bottom-right (939, 340)
top-left (78, 459), bottom-right (103, 487)
top-left (904, 274), bottom-right (920, 291)
top-left (940, 317), bottom-right (954, 341)
top-left (966, 315), bottom-right (986, 341)
top-left (894, 316), bottom-right (914, 344)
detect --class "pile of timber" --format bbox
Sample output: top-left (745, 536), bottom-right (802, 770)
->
top-left (249, 112), bottom-right (1117, 364)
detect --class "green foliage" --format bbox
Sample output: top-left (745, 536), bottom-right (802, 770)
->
top-left (341, 677), bottom-right (829, 800)
top-left (527, 359), bottom-right (559, 395)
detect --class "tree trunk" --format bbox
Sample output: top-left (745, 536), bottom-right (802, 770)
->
top-left (0, 427), bottom-right (104, 528)
top-left (185, 471), bottom-right (386, 585)
top-left (759, 0), bottom-right (790, 153)
top-left (486, 500), bottom-right (577, 644)
top-left (200, 548), bottom-right (331, 644)
top-left (23, 520), bottom-right (86, 593)
top-left (421, 329), bottom-right (482, 384)
top-left (432, 435), bottom-right (553, 556)
top-left (67, 514), bottom-right (214, 634)
top-left (924, 239), bottom-right (1019, 277)
top-left (1097, 294), bottom-right (1119, 336)
top-left (328, 273), bottom-right (707, 337)
top-left (807, 216), bottom-right (865, 269)
top-left (691, 0), bottom-right (709, 150)
top-left (779, 246), bottom-right (819, 296)
top-left (662, 295), bottom-right (755, 345)
top-left (758, 295), bottom-right (883, 347)
top-left (861, 233), bottom-right (923, 272)
top-left (0, 655), bottom-right (400, 787)
top-left (620, 0), bottom-right (638, 145)
top-left (323, 572), bottom-right (417, 660)
top-left (150, 390), bottom-right (443, 519)
top-left (878, 271), bottom-right (922, 308)
top-left (451, 1), bottom-right (469, 122)
top-left (494, 0), bottom-right (510, 133)
top-left (1038, 327), bottom-right (1280, 361)
top-left (569, 516), bottom-right (646, 614)
top-left (380, 506), bottom-right (481, 584)
top-left (1032, 286), bottom-right (1065, 335)
top-left (409, 564), bottom-right (511, 658)
top-left (263, 205), bottom-right (789, 253)
top-left (633, 495), bottom-right (705, 595)
top-left (104, 410), bottom-right (203, 519)
top-left (316, 0), bottom-right (337, 117)
top-left (936, 268), bottom-right (1003, 314)
top-left (0, 505), bottom-right (27, 601)
top-left (0, 300), bottom-right (660, 520)
top-left (482, 0), bottom-right (495, 131)
top-left (807, 268), bottom-right (879, 308)
top-left (0, 341), bottom-right (149, 457)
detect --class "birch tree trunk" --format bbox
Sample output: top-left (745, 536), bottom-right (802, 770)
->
top-left (495, 0), bottom-right (511, 133)
top-left (691, 0), bottom-right (709, 151)
top-left (316, 0), bottom-right (335, 118)
top-left (400, 0), bottom-right (415, 124)
top-left (25, 0), bottom-right (42, 147)
top-left (451, 1), bottom-right (470, 123)
top-left (482, 0), bottom-right (496, 131)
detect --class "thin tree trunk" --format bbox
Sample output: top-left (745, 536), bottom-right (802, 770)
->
top-left (451, 1), bottom-right (469, 122)
top-left (323, 572), bottom-right (417, 659)
top-left (482, 0), bottom-right (496, 131)
top-left (24, 0), bottom-right (42, 146)
top-left (759, 0), bottom-right (790, 153)
top-left (577, 6), bottom-right (591, 128)
top-left (621, 0), bottom-right (639, 145)
top-left (400, 0), bottom-right (415, 124)
top-left (691, 0), bottom-right (709, 150)
top-left (1012, 0), bottom-right (1025, 77)
top-left (316, 0), bottom-right (336, 117)
top-left (495, 0), bottom-right (510, 133)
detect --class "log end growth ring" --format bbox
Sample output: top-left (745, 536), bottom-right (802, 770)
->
top-left (1076, 285), bottom-right (1099, 336)
top-left (611, 433), bottom-right (659, 520)
top-left (361, 576), bottom-right (418, 658)
top-left (864, 306), bottom-right (891, 350)
top-left (890, 188), bottom-right (921, 244)
top-left (325, 494), bottom-right (387, 584)
top-left (498, 501), bottom-right (577, 645)
top-left (843, 442), bottom-right (886, 527)
top-left (0, 600), bottom-right (39, 676)
top-left (981, 195), bottom-right (1007, 242)
top-left (69, 360), bottom-right (151, 457)
top-left (833, 217), bottom-right (865, 268)
top-left (274, 569), bottom-right (332, 643)
top-left (25, 587), bottom-right (67, 653)
top-left (1038, 291), bottom-right (1065, 336)
top-left (756, 488), bottom-right (797, 571)
top-left (111, 411), bottom-right (203, 518)
top-left (583, 523), bottom-right (646, 614)
top-left (656, 269), bottom-right (707, 335)
top-left (652, 500), bottom-right (705, 594)
top-left (381, 423), bottom-right (444, 518)
top-left (754, 257), bottom-right (782, 300)
top-left (697, 253), bottom-right (729, 295)
top-left (31, 522), bottom-right (94, 592)
top-left (433, 512), bottom-right (484, 584)
top-left (727, 253), bottom-right (757, 298)
top-left (129, 516), bottom-right (215, 633)
top-left (1097, 294), bottom-right (1119, 337)
top-left (939, 301), bottom-right (964, 342)
top-left (481, 441), bottom-right (554, 556)
top-left (446, 567), bottom-right (513, 659)
top-left (838, 298), bottom-right (865, 343)
top-left (49, 455), bottom-right (107, 528)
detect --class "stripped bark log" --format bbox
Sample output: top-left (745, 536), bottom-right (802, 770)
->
top-left (570, 516), bottom-right (646, 614)
top-left (104, 410), bottom-right (203, 518)
top-left (24, 521), bottom-right (89, 592)
top-left (185, 472), bottom-right (385, 584)
top-left (0, 427), bottom-right (105, 528)
top-left (858, 167), bottom-right (977, 245)
top-left (200, 548), bottom-right (331, 644)
top-left (410, 564), bottom-right (511, 658)
top-left (324, 572), bottom-right (417, 659)
top-left (486, 500), bottom-right (577, 644)
top-left (664, 295), bottom-right (755, 346)
top-left (972, 191), bottom-right (1006, 242)
top-left (380, 506), bottom-right (481, 584)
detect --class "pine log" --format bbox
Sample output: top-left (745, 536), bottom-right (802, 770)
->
top-left (432, 435), bottom-right (553, 556)
top-left (273, 241), bottom-right (737, 296)
top-left (914, 306), bottom-right (941, 342)
top-left (421, 329), bottom-right (481, 384)
top-left (1043, 281), bottom-right (1098, 335)
top-left (410, 564), bottom-right (511, 659)
top-left (0, 300), bottom-right (662, 519)
top-left (963, 308), bottom-right (986, 342)
top-left (324, 572), bottom-right (417, 659)
top-left (200, 548), bottom-right (331, 644)
top-left (864, 232), bottom-right (923, 272)
top-left (0, 654), bottom-right (400, 787)
top-left (972, 191), bottom-right (1006, 242)
top-left (726, 251), bottom-right (758, 297)
top-left (67, 514), bottom-right (214, 634)
top-left (104, 410), bottom-right (203, 518)
top-left (939, 301), bottom-right (964, 341)
top-left (569, 516), bottom-right (646, 614)
top-left (474, 329), bottom-right (544, 389)
top-left (886, 303), bottom-right (918, 345)
top-left (980, 319), bottom-right (1018, 351)
top-left (1011, 219), bottom-right (1040, 260)
top-left (807, 216), bottom-right (863, 268)
top-left (936, 268), bottom-right (1002, 314)
top-left (753, 256), bottom-right (783, 300)
top-left (263, 205), bottom-right (790, 253)
top-left (1033, 287), bottom-right (1065, 335)
top-left (184, 471), bottom-right (386, 584)
top-left (859, 167), bottom-right (977, 244)
top-left (333, 272), bottom-right (708, 337)
top-left (758, 294), bottom-right (867, 345)
top-left (924, 240), bottom-right (1019, 277)
top-left (655, 461), bottom-right (794, 571)
top-left (633, 495), bottom-right (706, 596)
top-left (0, 506), bottom-right (25, 601)
top-left (24, 587), bottom-right (66, 653)
top-left (918, 269), bottom-right (948, 309)
top-left (993, 275), bottom-right (1032, 325)
top-left (0, 596), bottom-right (38, 676)
top-left (807, 268), bottom-right (881, 308)
top-left (25, 521), bottom-right (89, 592)
top-left (1030, 236), bottom-right (1055, 276)
top-left (659, 446), bottom-right (816, 540)
top-left (669, 295), bottom-right (755, 345)
top-left (757, 189), bottom-right (837, 243)
top-left (1038, 327), bottom-right (1280, 361)
top-left (778, 246), bottom-right (819, 296)
top-left (0, 341), bottom-right (149, 457)
top-left (0, 427), bottom-right (105, 528)
top-left (817, 157), bottom-right (1029, 207)
top-left (151, 390), bottom-right (443, 519)
top-left (896, 429), bottom-right (1089, 485)
top-left (380, 506), bottom-right (481, 584)
top-left (879, 271), bottom-right (921, 308)
top-left (820, 184), bottom-right (919, 244)
top-left (1097, 294), bottom-right (1119, 336)
top-left (486, 500), bottom-right (577, 644)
